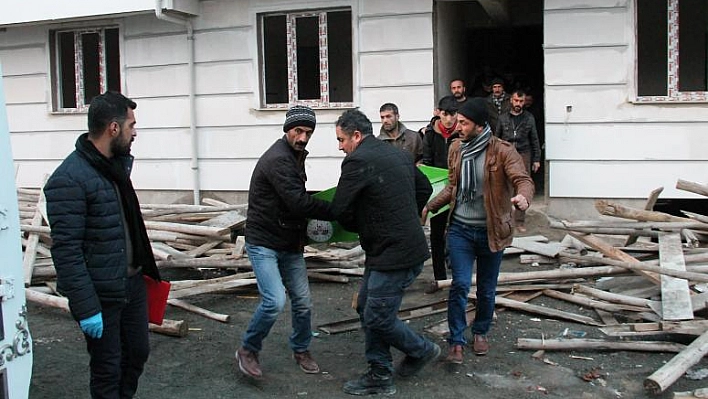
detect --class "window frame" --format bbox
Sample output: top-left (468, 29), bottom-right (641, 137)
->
top-left (50, 25), bottom-right (120, 113)
top-left (258, 8), bottom-right (354, 109)
top-left (635, 0), bottom-right (708, 103)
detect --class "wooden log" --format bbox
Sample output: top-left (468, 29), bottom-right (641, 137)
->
top-left (144, 220), bottom-right (229, 237)
top-left (519, 254), bottom-right (556, 264)
top-left (626, 186), bottom-right (664, 246)
top-left (168, 278), bottom-right (257, 299)
top-left (307, 271), bottom-right (349, 283)
top-left (147, 230), bottom-right (180, 242)
top-left (658, 232), bottom-right (694, 321)
top-left (19, 224), bottom-right (51, 234)
top-left (674, 388), bottom-right (708, 398)
top-left (25, 289), bottom-right (69, 312)
top-left (186, 240), bottom-right (222, 258)
top-left (595, 199), bottom-right (691, 223)
top-left (156, 257), bottom-right (252, 269)
top-left (580, 255), bottom-right (708, 283)
top-left (494, 295), bottom-right (603, 326)
top-left (644, 330), bottom-right (708, 394)
top-left (517, 338), bottom-right (685, 353)
top-left (556, 227), bottom-right (661, 237)
top-left (570, 232), bottom-right (660, 284)
top-left (305, 267), bottom-right (365, 276)
top-left (23, 187), bottom-right (46, 285)
top-left (676, 179), bottom-right (708, 197)
top-left (509, 240), bottom-right (563, 258)
top-left (167, 299), bottom-right (230, 323)
top-left (542, 289), bottom-right (648, 313)
top-left (149, 319), bottom-right (188, 337)
top-left (151, 242), bottom-right (192, 259)
top-left (572, 284), bottom-right (655, 308)
top-left (601, 320), bottom-right (708, 337)
top-left (199, 210), bottom-right (246, 229)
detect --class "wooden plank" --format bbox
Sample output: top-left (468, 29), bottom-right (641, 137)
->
top-left (494, 295), bottom-right (603, 326)
top-left (509, 240), bottom-right (563, 258)
top-left (199, 210), bottom-right (246, 229)
top-left (185, 240), bottom-right (222, 258)
top-left (23, 183), bottom-right (46, 286)
top-left (625, 186), bottom-right (664, 246)
top-left (318, 299), bottom-right (449, 334)
top-left (658, 232), bottom-right (694, 321)
top-left (595, 309), bottom-right (619, 326)
top-left (517, 338), bottom-right (685, 353)
top-left (600, 320), bottom-right (708, 337)
top-left (151, 242), bottom-right (192, 259)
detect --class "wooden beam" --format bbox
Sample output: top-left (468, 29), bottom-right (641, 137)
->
top-left (645, 330), bottom-right (708, 394)
top-left (517, 338), bottom-right (684, 353)
top-left (494, 295), bottom-right (603, 326)
top-left (626, 186), bottom-right (664, 246)
top-left (658, 232), bottom-right (693, 321)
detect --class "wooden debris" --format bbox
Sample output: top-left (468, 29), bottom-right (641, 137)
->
top-left (517, 338), bottom-right (685, 353)
top-left (645, 330), bottom-right (708, 394)
top-left (658, 232), bottom-right (694, 320)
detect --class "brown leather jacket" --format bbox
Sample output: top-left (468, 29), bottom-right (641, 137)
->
top-left (426, 136), bottom-right (534, 252)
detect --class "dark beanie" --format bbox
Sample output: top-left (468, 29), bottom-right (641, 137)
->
top-left (283, 105), bottom-right (316, 132)
top-left (457, 98), bottom-right (488, 126)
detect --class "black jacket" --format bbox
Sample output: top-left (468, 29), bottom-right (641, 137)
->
top-left (421, 116), bottom-right (459, 168)
top-left (495, 110), bottom-right (541, 163)
top-left (331, 135), bottom-right (431, 271)
top-left (45, 135), bottom-right (158, 322)
top-left (246, 136), bottom-right (333, 251)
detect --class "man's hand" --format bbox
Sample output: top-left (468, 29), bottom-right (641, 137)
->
top-left (421, 206), bottom-right (429, 225)
top-left (511, 195), bottom-right (529, 211)
top-left (532, 162), bottom-right (540, 173)
top-left (80, 312), bottom-right (103, 339)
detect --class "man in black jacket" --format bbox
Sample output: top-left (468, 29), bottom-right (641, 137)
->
top-left (421, 96), bottom-right (460, 285)
top-left (45, 92), bottom-right (160, 398)
top-left (332, 109), bottom-right (441, 396)
top-left (236, 105), bottom-right (334, 380)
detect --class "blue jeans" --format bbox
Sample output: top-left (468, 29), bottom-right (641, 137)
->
top-left (86, 273), bottom-right (149, 399)
top-left (242, 243), bottom-right (313, 353)
top-left (356, 264), bottom-right (434, 373)
top-left (446, 222), bottom-right (504, 345)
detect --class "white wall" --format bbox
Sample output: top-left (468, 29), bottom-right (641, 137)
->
top-left (544, 0), bottom-right (708, 201)
top-left (1, 0), bottom-right (436, 195)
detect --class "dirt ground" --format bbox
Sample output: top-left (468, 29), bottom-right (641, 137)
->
top-left (27, 206), bottom-right (708, 398)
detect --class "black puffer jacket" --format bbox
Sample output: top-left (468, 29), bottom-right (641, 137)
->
top-left (246, 136), bottom-right (333, 252)
top-left (332, 135), bottom-right (431, 271)
top-left (421, 116), bottom-right (459, 168)
top-left (44, 136), bottom-right (147, 322)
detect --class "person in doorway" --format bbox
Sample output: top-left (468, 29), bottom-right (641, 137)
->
top-left (332, 109), bottom-right (440, 396)
top-left (449, 78), bottom-right (469, 105)
top-left (44, 91), bottom-right (161, 398)
top-left (236, 105), bottom-right (334, 379)
top-left (422, 98), bottom-right (533, 364)
top-left (494, 89), bottom-right (541, 233)
top-left (485, 77), bottom-right (510, 135)
top-left (377, 103), bottom-right (424, 162)
top-left (421, 96), bottom-right (460, 288)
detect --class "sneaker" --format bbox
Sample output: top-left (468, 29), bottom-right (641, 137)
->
top-left (396, 343), bottom-right (441, 377)
top-left (343, 368), bottom-right (396, 396)
top-left (236, 347), bottom-right (262, 379)
top-left (473, 334), bottom-right (489, 356)
top-left (446, 344), bottom-right (463, 364)
top-left (293, 351), bottom-right (320, 374)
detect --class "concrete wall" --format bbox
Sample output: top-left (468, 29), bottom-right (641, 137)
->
top-left (1, 0), bottom-right (435, 200)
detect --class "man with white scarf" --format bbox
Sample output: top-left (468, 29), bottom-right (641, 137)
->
top-left (422, 98), bottom-right (534, 364)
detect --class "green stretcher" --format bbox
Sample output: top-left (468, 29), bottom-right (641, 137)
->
top-left (306, 165), bottom-right (449, 244)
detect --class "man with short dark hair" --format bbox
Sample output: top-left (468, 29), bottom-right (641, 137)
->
top-left (45, 91), bottom-right (160, 398)
top-left (449, 78), bottom-right (468, 105)
top-left (236, 105), bottom-right (334, 380)
top-left (495, 89), bottom-right (541, 233)
top-left (423, 98), bottom-right (533, 364)
top-left (377, 102), bottom-right (423, 162)
top-left (332, 109), bottom-right (440, 396)
top-left (421, 96), bottom-right (459, 286)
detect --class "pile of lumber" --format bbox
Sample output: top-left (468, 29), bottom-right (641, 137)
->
top-left (18, 188), bottom-right (364, 336)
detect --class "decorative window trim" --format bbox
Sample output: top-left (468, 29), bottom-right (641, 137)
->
top-left (259, 9), bottom-right (354, 109)
top-left (636, 0), bottom-right (708, 103)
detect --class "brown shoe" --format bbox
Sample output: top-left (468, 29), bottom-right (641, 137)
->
top-left (473, 334), bottom-right (489, 356)
top-left (236, 347), bottom-right (262, 379)
top-left (293, 351), bottom-right (320, 374)
top-left (446, 344), bottom-right (463, 364)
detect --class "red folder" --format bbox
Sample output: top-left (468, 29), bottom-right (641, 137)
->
top-left (144, 275), bottom-right (170, 325)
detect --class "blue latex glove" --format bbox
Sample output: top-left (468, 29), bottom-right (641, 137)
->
top-left (79, 313), bottom-right (103, 339)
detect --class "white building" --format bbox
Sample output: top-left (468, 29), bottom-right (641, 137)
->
top-left (1, 0), bottom-right (706, 218)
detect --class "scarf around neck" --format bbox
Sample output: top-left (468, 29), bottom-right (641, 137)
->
top-left (75, 133), bottom-right (161, 281)
top-left (436, 120), bottom-right (457, 139)
top-left (458, 124), bottom-right (492, 203)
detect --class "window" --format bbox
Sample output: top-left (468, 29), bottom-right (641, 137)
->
top-left (50, 27), bottom-right (121, 111)
top-left (259, 9), bottom-right (353, 108)
top-left (636, 0), bottom-right (708, 101)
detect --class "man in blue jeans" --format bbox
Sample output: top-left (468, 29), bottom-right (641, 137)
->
top-left (236, 106), bottom-right (334, 379)
top-left (331, 109), bottom-right (440, 396)
top-left (423, 98), bottom-right (534, 364)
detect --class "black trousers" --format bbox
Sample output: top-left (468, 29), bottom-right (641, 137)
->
top-left (85, 273), bottom-right (149, 399)
top-left (429, 209), bottom-right (449, 281)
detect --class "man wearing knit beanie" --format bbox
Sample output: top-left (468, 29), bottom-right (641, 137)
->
top-left (423, 96), bottom-right (534, 364)
top-left (237, 105), bottom-right (334, 379)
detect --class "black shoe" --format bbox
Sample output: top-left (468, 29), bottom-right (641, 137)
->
top-left (343, 368), bottom-right (396, 396)
top-left (395, 343), bottom-right (441, 378)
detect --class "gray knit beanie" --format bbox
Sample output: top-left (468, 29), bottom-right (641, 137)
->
top-left (283, 105), bottom-right (316, 132)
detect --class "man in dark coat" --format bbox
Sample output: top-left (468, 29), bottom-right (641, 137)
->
top-left (45, 91), bottom-right (160, 398)
top-left (236, 105), bottom-right (334, 380)
top-left (331, 109), bottom-right (440, 396)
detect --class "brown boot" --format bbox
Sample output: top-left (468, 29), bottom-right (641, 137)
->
top-left (293, 351), bottom-right (320, 374)
top-left (473, 334), bottom-right (489, 356)
top-left (236, 347), bottom-right (262, 379)
top-left (446, 344), bottom-right (463, 364)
